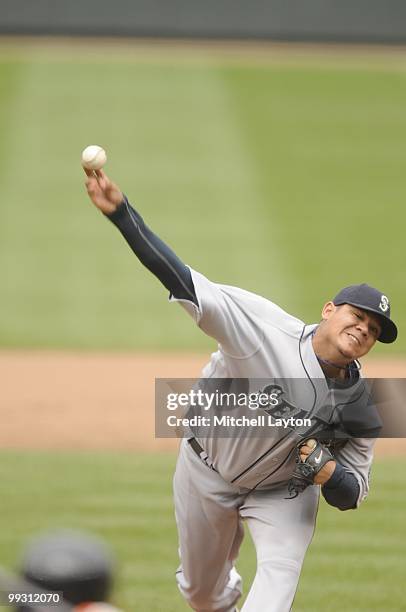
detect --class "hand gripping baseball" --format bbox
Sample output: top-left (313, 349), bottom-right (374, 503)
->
top-left (287, 439), bottom-right (334, 499)
top-left (84, 168), bottom-right (124, 216)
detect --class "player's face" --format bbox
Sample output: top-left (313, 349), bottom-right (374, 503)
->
top-left (321, 303), bottom-right (382, 360)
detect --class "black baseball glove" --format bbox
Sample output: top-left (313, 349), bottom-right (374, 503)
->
top-left (287, 439), bottom-right (334, 499)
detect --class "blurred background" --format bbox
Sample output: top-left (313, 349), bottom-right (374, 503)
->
top-left (0, 1), bottom-right (405, 610)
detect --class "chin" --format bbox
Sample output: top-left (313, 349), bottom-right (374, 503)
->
top-left (338, 339), bottom-right (359, 361)
top-left (338, 349), bottom-right (357, 361)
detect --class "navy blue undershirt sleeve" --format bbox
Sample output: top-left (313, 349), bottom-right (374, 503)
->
top-left (106, 197), bottom-right (198, 306)
top-left (321, 462), bottom-right (360, 511)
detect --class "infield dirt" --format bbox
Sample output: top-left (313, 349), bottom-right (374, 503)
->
top-left (0, 351), bottom-right (405, 456)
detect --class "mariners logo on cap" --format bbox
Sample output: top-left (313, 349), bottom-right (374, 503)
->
top-left (379, 295), bottom-right (389, 312)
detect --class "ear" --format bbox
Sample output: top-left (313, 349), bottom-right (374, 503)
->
top-left (321, 301), bottom-right (337, 321)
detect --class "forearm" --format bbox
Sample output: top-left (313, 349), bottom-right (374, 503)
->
top-left (321, 462), bottom-right (360, 511)
top-left (106, 197), bottom-right (198, 305)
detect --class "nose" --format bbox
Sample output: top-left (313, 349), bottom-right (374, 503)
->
top-left (356, 320), bottom-right (368, 336)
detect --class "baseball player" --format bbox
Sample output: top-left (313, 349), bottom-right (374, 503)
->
top-left (84, 168), bottom-right (398, 612)
top-left (13, 530), bottom-right (120, 612)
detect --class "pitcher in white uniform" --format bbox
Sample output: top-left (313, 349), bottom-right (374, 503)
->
top-left (83, 168), bottom-right (398, 612)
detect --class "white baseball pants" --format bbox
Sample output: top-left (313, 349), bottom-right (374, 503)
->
top-left (174, 439), bottom-right (319, 612)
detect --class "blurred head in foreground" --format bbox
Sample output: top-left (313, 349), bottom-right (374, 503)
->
top-left (17, 530), bottom-right (120, 611)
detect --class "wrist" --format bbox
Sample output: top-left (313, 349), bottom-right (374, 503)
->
top-left (105, 195), bottom-right (127, 220)
top-left (314, 460), bottom-right (337, 485)
top-left (322, 461), bottom-right (348, 488)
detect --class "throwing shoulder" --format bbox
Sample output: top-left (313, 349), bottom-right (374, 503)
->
top-left (172, 268), bottom-right (304, 357)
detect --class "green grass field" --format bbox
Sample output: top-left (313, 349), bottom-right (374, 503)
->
top-left (0, 43), bottom-right (405, 353)
top-left (0, 451), bottom-right (404, 611)
top-left (0, 41), bottom-right (405, 612)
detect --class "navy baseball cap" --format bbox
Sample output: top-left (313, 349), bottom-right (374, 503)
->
top-left (333, 284), bottom-right (398, 344)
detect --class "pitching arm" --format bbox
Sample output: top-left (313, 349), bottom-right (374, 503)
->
top-left (84, 169), bottom-right (198, 305)
top-left (107, 197), bottom-right (198, 304)
top-left (84, 169), bottom-right (262, 355)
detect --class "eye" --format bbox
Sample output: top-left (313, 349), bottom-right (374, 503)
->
top-left (353, 312), bottom-right (362, 320)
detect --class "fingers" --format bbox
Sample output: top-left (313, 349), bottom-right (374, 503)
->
top-left (95, 170), bottom-right (109, 191)
top-left (83, 166), bottom-right (99, 196)
top-left (85, 175), bottom-right (99, 195)
top-left (299, 440), bottom-right (317, 462)
top-left (86, 169), bottom-right (121, 199)
top-left (83, 167), bottom-right (95, 177)
top-left (84, 169), bottom-right (107, 198)
top-left (83, 166), bottom-right (122, 213)
top-left (306, 439), bottom-right (317, 449)
top-left (300, 446), bottom-right (311, 461)
top-left (83, 167), bottom-right (108, 186)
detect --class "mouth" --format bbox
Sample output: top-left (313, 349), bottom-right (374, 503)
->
top-left (346, 332), bottom-right (361, 346)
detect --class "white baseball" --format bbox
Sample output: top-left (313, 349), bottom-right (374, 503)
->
top-left (81, 145), bottom-right (107, 171)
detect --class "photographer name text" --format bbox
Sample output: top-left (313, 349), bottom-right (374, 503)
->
top-left (167, 415), bottom-right (311, 428)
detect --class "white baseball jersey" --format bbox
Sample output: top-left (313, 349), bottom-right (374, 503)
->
top-left (172, 268), bottom-right (375, 506)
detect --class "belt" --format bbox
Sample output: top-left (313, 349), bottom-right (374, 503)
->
top-left (188, 437), bottom-right (205, 457)
top-left (187, 438), bottom-right (217, 472)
